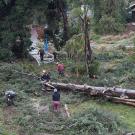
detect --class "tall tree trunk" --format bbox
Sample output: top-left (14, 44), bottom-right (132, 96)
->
top-left (56, 0), bottom-right (68, 42)
top-left (61, 9), bottom-right (68, 42)
top-left (84, 14), bottom-right (92, 77)
top-left (0, 0), bottom-right (16, 18)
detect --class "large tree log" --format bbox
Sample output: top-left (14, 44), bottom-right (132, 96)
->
top-left (45, 82), bottom-right (135, 99)
top-left (43, 82), bottom-right (135, 107)
top-left (106, 96), bottom-right (135, 103)
top-left (106, 96), bottom-right (135, 107)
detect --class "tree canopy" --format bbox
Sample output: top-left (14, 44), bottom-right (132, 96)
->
top-left (0, 0), bottom-right (132, 60)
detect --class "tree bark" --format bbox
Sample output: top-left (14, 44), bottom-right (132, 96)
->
top-left (45, 82), bottom-right (135, 98)
top-left (83, 10), bottom-right (92, 77)
top-left (44, 82), bottom-right (135, 105)
top-left (56, 0), bottom-right (68, 42)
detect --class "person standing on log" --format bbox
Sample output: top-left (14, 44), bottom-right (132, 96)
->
top-left (52, 88), bottom-right (60, 112)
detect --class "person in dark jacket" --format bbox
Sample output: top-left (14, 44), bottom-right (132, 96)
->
top-left (53, 51), bottom-right (57, 61)
top-left (38, 48), bottom-right (45, 61)
top-left (52, 88), bottom-right (60, 112)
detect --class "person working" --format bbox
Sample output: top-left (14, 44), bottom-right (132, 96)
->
top-left (38, 48), bottom-right (45, 62)
top-left (52, 88), bottom-right (60, 112)
top-left (41, 70), bottom-right (51, 91)
top-left (5, 90), bottom-right (16, 106)
top-left (41, 70), bottom-right (50, 82)
top-left (56, 62), bottom-right (64, 76)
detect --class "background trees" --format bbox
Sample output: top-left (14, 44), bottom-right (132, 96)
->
top-left (93, 0), bottom-right (127, 34)
top-left (0, 0), bottom-right (132, 61)
top-left (0, 0), bottom-right (68, 59)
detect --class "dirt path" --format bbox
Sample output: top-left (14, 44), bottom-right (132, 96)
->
top-left (29, 26), bottom-right (54, 65)
top-left (3, 106), bottom-right (20, 135)
top-left (31, 98), bottom-right (68, 117)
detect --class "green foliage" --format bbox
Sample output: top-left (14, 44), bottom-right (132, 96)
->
top-left (91, 33), bottom-right (101, 41)
top-left (70, 63), bottom-right (86, 75)
top-left (0, 60), bottom-right (133, 134)
top-left (89, 61), bottom-right (100, 77)
top-left (0, 0), bottom-right (32, 60)
top-left (98, 15), bottom-right (124, 34)
top-left (93, 0), bottom-right (126, 34)
top-left (128, 36), bottom-right (135, 61)
top-left (65, 34), bottom-right (84, 61)
top-left (92, 59), bottom-right (135, 88)
top-left (0, 48), bottom-right (13, 61)
top-left (0, 63), bottom-right (41, 98)
top-left (63, 107), bottom-right (126, 135)
top-left (0, 127), bottom-right (16, 135)
top-left (133, 37), bottom-right (135, 46)
top-left (96, 51), bottom-right (126, 61)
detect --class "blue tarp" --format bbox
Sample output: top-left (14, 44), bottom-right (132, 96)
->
top-left (44, 34), bottom-right (48, 53)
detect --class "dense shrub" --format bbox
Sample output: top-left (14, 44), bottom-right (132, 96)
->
top-left (65, 34), bottom-right (84, 61)
top-left (0, 48), bottom-right (13, 61)
top-left (96, 51), bottom-right (125, 61)
top-left (89, 61), bottom-right (100, 77)
top-left (68, 60), bottom-right (100, 77)
top-left (70, 64), bottom-right (86, 75)
top-left (0, 0), bottom-right (32, 60)
top-left (63, 107), bottom-right (126, 135)
top-left (98, 15), bottom-right (124, 34)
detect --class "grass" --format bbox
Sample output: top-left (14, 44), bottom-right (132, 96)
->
top-left (69, 99), bottom-right (135, 130)
top-left (0, 108), bottom-right (17, 135)
top-left (0, 61), bottom-right (135, 134)
top-left (0, 33), bottom-right (135, 134)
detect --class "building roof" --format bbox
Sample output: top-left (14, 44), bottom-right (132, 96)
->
top-left (129, 1), bottom-right (135, 8)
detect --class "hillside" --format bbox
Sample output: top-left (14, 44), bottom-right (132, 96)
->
top-left (1, 0), bottom-right (135, 135)
top-left (0, 32), bottom-right (135, 134)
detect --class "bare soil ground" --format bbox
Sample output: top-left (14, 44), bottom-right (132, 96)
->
top-left (3, 106), bottom-right (20, 134)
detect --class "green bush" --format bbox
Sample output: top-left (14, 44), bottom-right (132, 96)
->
top-left (68, 60), bottom-right (100, 77)
top-left (63, 107), bottom-right (126, 135)
top-left (0, 48), bottom-right (13, 61)
top-left (98, 15), bottom-right (124, 34)
top-left (89, 61), bottom-right (100, 77)
top-left (70, 63), bottom-right (86, 75)
top-left (133, 37), bottom-right (135, 46)
top-left (96, 51), bottom-right (125, 61)
top-left (91, 33), bottom-right (101, 41)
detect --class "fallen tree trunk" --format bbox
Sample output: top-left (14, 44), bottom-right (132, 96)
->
top-left (43, 82), bottom-right (135, 107)
top-left (106, 96), bottom-right (135, 107)
top-left (106, 96), bottom-right (135, 103)
top-left (45, 82), bottom-right (135, 99)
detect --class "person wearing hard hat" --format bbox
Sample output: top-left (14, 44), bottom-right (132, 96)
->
top-left (40, 70), bottom-right (51, 91)
top-left (41, 70), bottom-right (50, 82)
